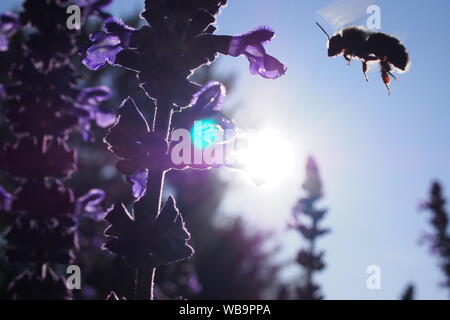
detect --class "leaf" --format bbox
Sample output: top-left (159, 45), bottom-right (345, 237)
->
top-left (104, 97), bottom-right (149, 159)
top-left (103, 196), bottom-right (194, 268)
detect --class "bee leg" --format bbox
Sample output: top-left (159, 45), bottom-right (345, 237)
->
top-left (384, 82), bottom-right (391, 95)
top-left (362, 61), bottom-right (369, 81)
top-left (388, 71), bottom-right (397, 81)
top-left (344, 54), bottom-right (352, 65)
top-left (381, 69), bottom-right (391, 95)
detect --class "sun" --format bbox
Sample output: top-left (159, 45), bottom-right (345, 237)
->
top-left (235, 128), bottom-right (296, 185)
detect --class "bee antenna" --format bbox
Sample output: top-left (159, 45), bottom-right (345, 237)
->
top-left (315, 22), bottom-right (330, 40)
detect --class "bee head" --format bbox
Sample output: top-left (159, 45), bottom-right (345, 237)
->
top-left (328, 34), bottom-right (344, 57)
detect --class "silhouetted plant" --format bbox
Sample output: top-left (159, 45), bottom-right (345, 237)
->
top-left (401, 284), bottom-right (415, 300)
top-left (195, 217), bottom-right (278, 299)
top-left (82, 0), bottom-right (285, 300)
top-left (422, 182), bottom-right (450, 294)
top-left (0, 0), bottom-right (112, 299)
top-left (70, 58), bottom-right (278, 300)
top-left (290, 157), bottom-right (329, 300)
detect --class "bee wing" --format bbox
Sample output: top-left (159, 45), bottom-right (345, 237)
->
top-left (317, 0), bottom-right (375, 30)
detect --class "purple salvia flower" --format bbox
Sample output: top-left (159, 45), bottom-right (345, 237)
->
top-left (106, 84), bottom-right (235, 179)
top-left (94, 111), bottom-right (116, 128)
top-left (84, 0), bottom-right (285, 300)
top-left (82, 17), bottom-right (135, 70)
top-left (191, 81), bottom-right (226, 111)
top-left (291, 156), bottom-right (329, 300)
top-left (84, 2), bottom-right (286, 108)
top-left (76, 86), bottom-right (116, 128)
top-left (187, 273), bottom-right (202, 295)
top-left (228, 28), bottom-right (287, 79)
top-left (422, 182), bottom-right (450, 291)
top-left (179, 81), bottom-right (235, 131)
top-left (0, 12), bottom-right (19, 52)
top-left (75, 86), bottom-right (115, 140)
top-left (1, 0), bottom-right (111, 299)
top-left (302, 156), bottom-right (323, 199)
top-left (82, 32), bottom-right (122, 70)
top-left (127, 169), bottom-right (148, 200)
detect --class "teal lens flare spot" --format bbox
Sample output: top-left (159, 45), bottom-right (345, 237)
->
top-left (191, 119), bottom-right (218, 149)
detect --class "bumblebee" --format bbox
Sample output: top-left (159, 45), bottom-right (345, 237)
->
top-left (316, 22), bottom-right (410, 94)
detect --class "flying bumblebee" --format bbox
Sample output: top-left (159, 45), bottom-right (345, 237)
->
top-left (316, 22), bottom-right (410, 95)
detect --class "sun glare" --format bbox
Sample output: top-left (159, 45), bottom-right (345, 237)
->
top-left (236, 129), bottom-right (296, 185)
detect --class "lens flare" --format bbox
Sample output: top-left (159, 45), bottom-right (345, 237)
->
top-left (191, 119), bottom-right (218, 149)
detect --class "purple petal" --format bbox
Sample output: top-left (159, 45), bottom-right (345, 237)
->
top-left (0, 12), bottom-right (19, 52)
top-left (104, 17), bottom-right (134, 46)
top-left (78, 117), bottom-right (93, 142)
top-left (0, 35), bottom-right (8, 52)
top-left (187, 274), bottom-right (202, 294)
top-left (95, 111), bottom-right (116, 128)
top-left (0, 12), bottom-right (19, 37)
top-left (77, 86), bottom-right (112, 105)
top-left (191, 81), bottom-right (226, 112)
top-left (0, 84), bottom-right (6, 100)
top-left (77, 189), bottom-right (106, 221)
top-left (82, 32), bottom-right (122, 70)
top-left (244, 44), bottom-right (286, 79)
top-left (90, 31), bottom-right (108, 42)
top-left (82, 18), bottom-right (135, 70)
top-left (76, 86), bottom-right (115, 128)
top-left (127, 170), bottom-right (148, 199)
top-left (228, 28), bottom-right (274, 57)
top-left (228, 27), bottom-right (286, 79)
top-left (0, 185), bottom-right (12, 211)
top-left (258, 53), bottom-right (287, 79)
top-left (82, 43), bottom-right (123, 70)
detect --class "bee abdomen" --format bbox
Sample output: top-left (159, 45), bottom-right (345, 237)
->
top-left (367, 32), bottom-right (409, 71)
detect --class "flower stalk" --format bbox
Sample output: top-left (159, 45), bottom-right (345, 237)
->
top-left (84, 0), bottom-right (286, 300)
top-left (291, 157), bottom-right (329, 300)
top-left (0, 0), bottom-right (112, 299)
top-left (422, 182), bottom-right (450, 293)
top-left (135, 99), bottom-right (172, 299)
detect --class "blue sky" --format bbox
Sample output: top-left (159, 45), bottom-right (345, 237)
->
top-left (2, 0), bottom-right (450, 299)
top-left (212, 0), bottom-right (450, 300)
